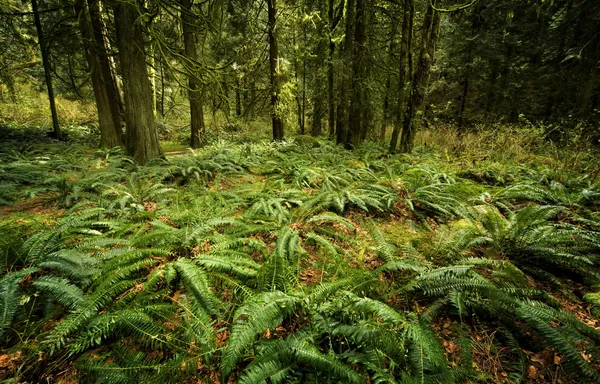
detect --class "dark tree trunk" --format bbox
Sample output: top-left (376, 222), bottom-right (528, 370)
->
top-left (113, 0), bottom-right (163, 164)
top-left (181, 0), bottom-right (206, 148)
top-left (345, 0), bottom-right (366, 149)
top-left (389, 0), bottom-right (413, 152)
top-left (268, 0), bottom-right (284, 140)
top-left (381, 75), bottom-right (391, 141)
top-left (458, 5), bottom-right (480, 129)
top-left (32, 0), bottom-right (60, 139)
top-left (327, 0), bottom-right (336, 137)
top-left (76, 0), bottom-right (123, 148)
top-left (294, 34), bottom-right (305, 134)
top-left (335, 0), bottom-right (355, 145)
top-left (94, 0), bottom-right (125, 117)
top-left (235, 76), bottom-right (242, 117)
top-left (399, 0), bottom-right (439, 153)
top-left (457, 77), bottom-right (469, 128)
top-left (380, 6), bottom-right (399, 142)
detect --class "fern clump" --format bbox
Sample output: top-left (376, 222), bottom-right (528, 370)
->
top-left (2, 128), bottom-right (600, 383)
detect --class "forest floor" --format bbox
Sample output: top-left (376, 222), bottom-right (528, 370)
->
top-left (1, 123), bottom-right (600, 383)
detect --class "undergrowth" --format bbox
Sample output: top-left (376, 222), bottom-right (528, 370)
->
top-left (1, 126), bottom-right (600, 383)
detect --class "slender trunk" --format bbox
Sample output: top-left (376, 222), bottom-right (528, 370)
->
top-left (457, 77), bottom-right (469, 128)
top-left (346, 0), bottom-right (367, 148)
top-left (358, 2), bottom-right (374, 142)
top-left (235, 76), bottom-right (242, 116)
top-left (381, 8), bottom-right (399, 142)
top-left (302, 48), bottom-right (306, 132)
top-left (149, 42), bottom-right (157, 115)
top-left (76, 0), bottom-right (122, 148)
top-left (294, 34), bottom-right (304, 134)
top-left (113, 0), bottom-right (163, 163)
top-left (381, 75), bottom-right (391, 141)
top-left (159, 58), bottom-right (165, 117)
top-left (327, 0), bottom-right (336, 137)
top-left (389, 0), bottom-right (413, 152)
top-left (32, 0), bottom-right (60, 139)
top-left (268, 0), bottom-right (284, 140)
top-left (181, 0), bottom-right (206, 148)
top-left (335, 0), bottom-right (356, 145)
top-left (399, 0), bottom-right (439, 153)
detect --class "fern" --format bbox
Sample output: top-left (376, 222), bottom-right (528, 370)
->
top-left (221, 291), bottom-right (300, 377)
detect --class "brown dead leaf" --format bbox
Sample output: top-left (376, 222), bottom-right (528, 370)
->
top-left (527, 365), bottom-right (539, 379)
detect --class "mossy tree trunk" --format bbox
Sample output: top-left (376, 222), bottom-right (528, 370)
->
top-left (113, 0), bottom-right (163, 164)
top-left (335, 0), bottom-right (356, 145)
top-left (181, 0), bottom-right (206, 148)
top-left (32, 0), bottom-right (60, 139)
top-left (346, 0), bottom-right (367, 149)
top-left (268, 0), bottom-right (284, 140)
top-left (327, 0), bottom-right (336, 138)
top-left (389, 0), bottom-right (413, 153)
top-left (399, 0), bottom-right (439, 154)
top-left (76, 0), bottom-right (123, 148)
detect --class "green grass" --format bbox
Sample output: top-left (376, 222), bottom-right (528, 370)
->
top-left (1, 124), bottom-right (600, 383)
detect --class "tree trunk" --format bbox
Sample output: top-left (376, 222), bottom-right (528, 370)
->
top-left (268, 0), bottom-right (284, 140)
top-left (294, 33), bottom-right (305, 134)
top-left (381, 75), bottom-right (391, 141)
top-left (235, 76), bottom-right (242, 116)
top-left (95, 0), bottom-right (125, 117)
top-left (89, 0), bottom-right (124, 124)
top-left (32, 0), bottom-right (60, 139)
top-left (181, 0), bottom-right (206, 148)
top-left (113, 0), bottom-right (163, 164)
top-left (399, 0), bottom-right (439, 153)
top-left (76, 0), bottom-right (123, 148)
top-left (389, 0), bottom-right (413, 152)
top-left (327, 0), bottom-right (336, 137)
top-left (335, 0), bottom-right (356, 145)
top-left (346, 0), bottom-right (367, 148)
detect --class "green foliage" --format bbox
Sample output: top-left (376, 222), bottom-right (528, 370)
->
top-left (1, 131), bottom-right (600, 383)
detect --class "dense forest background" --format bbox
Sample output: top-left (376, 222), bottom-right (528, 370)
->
top-left (1, 0), bottom-right (599, 159)
top-left (2, 0), bottom-right (600, 383)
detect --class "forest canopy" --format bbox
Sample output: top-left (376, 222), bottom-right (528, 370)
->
top-left (1, 0), bottom-right (600, 383)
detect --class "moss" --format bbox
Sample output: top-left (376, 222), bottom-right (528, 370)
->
top-left (584, 293), bottom-right (600, 317)
top-left (294, 135), bottom-right (321, 148)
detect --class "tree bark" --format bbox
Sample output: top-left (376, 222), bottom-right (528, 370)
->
top-left (75, 0), bottom-right (123, 148)
top-left (268, 0), bottom-right (284, 140)
top-left (235, 76), bottom-right (242, 117)
top-left (181, 0), bottom-right (206, 148)
top-left (389, 0), bottom-right (413, 152)
top-left (113, 0), bottom-right (163, 164)
top-left (346, 0), bottom-right (367, 148)
top-left (399, 0), bottom-right (439, 153)
top-left (89, 0), bottom-right (124, 122)
top-left (335, 0), bottom-right (355, 145)
top-left (32, 0), bottom-right (60, 139)
top-left (381, 75), bottom-right (391, 141)
top-left (327, 0), bottom-right (336, 137)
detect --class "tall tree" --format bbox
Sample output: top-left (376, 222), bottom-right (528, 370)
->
top-left (398, 0), bottom-right (439, 153)
top-left (389, 0), bottom-right (413, 152)
top-left (32, 0), bottom-right (60, 139)
top-left (345, 0), bottom-right (367, 148)
top-left (75, 0), bottom-right (123, 148)
top-left (268, 0), bottom-right (284, 140)
top-left (113, 0), bottom-right (162, 164)
top-left (181, 0), bottom-right (206, 148)
top-left (327, 0), bottom-right (336, 137)
top-left (335, 0), bottom-right (355, 145)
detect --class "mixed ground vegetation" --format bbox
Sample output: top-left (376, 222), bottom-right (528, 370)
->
top-left (1, 120), bottom-right (600, 383)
